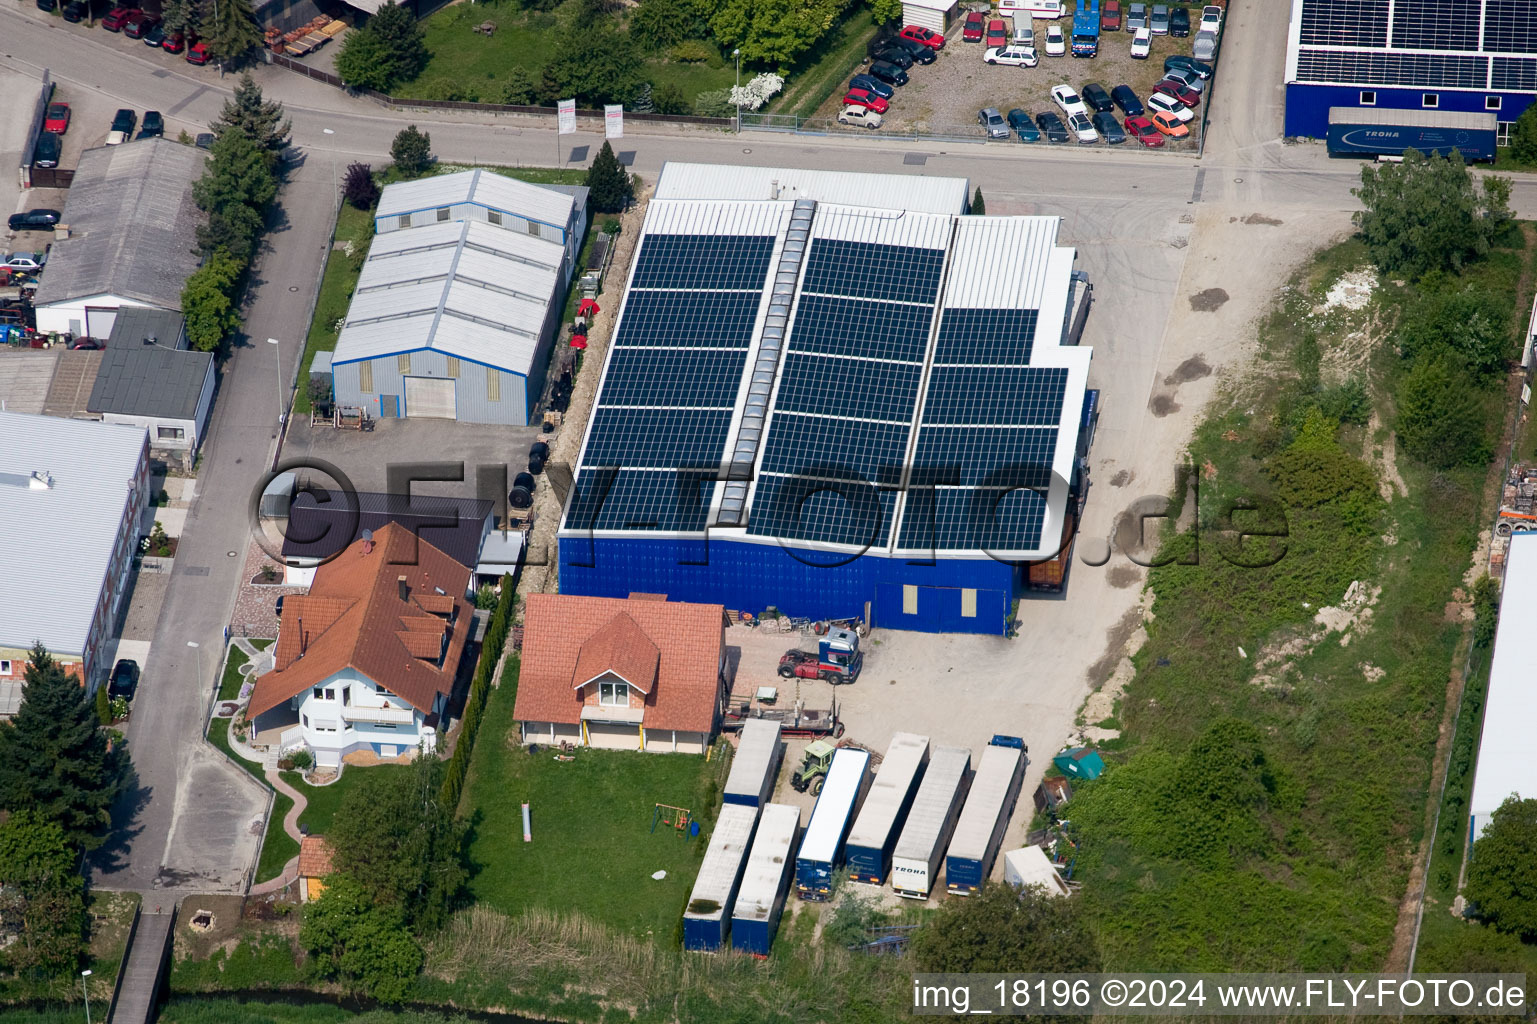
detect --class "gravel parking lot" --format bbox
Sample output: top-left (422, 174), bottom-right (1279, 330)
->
top-left (818, 6), bottom-right (1210, 147)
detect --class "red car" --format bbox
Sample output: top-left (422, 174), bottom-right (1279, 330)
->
top-left (985, 18), bottom-right (1007, 46)
top-left (1101, 0), bottom-right (1122, 29)
top-left (1154, 79), bottom-right (1201, 106)
top-left (100, 6), bottom-right (139, 31)
top-left (962, 9), bottom-right (986, 41)
top-left (186, 41), bottom-right (211, 64)
top-left (122, 11), bottom-right (159, 37)
top-left (1124, 115), bottom-right (1165, 146)
top-left (162, 30), bottom-right (187, 52)
top-left (843, 88), bottom-right (890, 114)
top-left (43, 102), bottom-right (70, 135)
top-left (898, 24), bottom-right (946, 49)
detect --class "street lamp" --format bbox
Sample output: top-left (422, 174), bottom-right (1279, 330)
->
top-left (266, 338), bottom-right (285, 434)
top-left (81, 969), bottom-right (93, 1024)
top-left (187, 641), bottom-right (202, 700)
top-left (733, 48), bottom-right (742, 133)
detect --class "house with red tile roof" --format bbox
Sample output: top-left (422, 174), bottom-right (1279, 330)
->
top-left (247, 523), bottom-right (473, 768)
top-left (514, 593), bottom-right (726, 754)
top-left (298, 835), bottom-right (336, 903)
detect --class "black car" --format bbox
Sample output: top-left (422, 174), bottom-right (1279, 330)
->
top-left (1170, 6), bottom-right (1190, 35)
top-left (1110, 84), bottom-right (1144, 116)
top-left (849, 73), bottom-right (894, 100)
top-left (1092, 111), bottom-right (1126, 143)
top-left (137, 111), bottom-right (165, 139)
top-left (62, 0), bottom-right (88, 20)
top-left (8, 209), bottom-right (61, 232)
top-left (36, 0), bottom-right (57, 10)
top-left (144, 21), bottom-right (166, 45)
top-left (1164, 54), bottom-right (1214, 78)
top-left (874, 47), bottom-right (914, 70)
top-left (1007, 108), bottom-right (1042, 142)
top-left (1035, 111), bottom-right (1070, 143)
top-left (33, 132), bottom-right (61, 169)
top-left (109, 659), bottom-right (139, 700)
top-left (195, 132), bottom-right (216, 149)
top-left (868, 60), bottom-right (909, 85)
top-left (1081, 83), bottom-right (1114, 112)
top-left (888, 36), bottom-right (938, 64)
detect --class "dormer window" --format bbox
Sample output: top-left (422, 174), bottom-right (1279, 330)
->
top-left (599, 680), bottom-right (628, 707)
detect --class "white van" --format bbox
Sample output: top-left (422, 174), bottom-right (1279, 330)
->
top-left (998, 0), bottom-right (1064, 18)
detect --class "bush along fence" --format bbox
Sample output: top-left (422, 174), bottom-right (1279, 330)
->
top-left (264, 51), bottom-right (733, 128)
top-left (441, 575), bottom-right (517, 811)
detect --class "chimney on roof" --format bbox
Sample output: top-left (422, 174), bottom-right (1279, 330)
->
top-left (298, 616), bottom-right (306, 656)
top-left (398, 575), bottom-right (409, 602)
top-left (361, 527), bottom-right (374, 555)
top-left (29, 470), bottom-right (53, 490)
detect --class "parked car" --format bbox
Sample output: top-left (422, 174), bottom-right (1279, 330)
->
top-left (43, 103), bottom-right (71, 134)
top-left (1124, 114), bottom-right (1165, 146)
top-left (109, 658), bottom-right (140, 699)
top-left (849, 73), bottom-right (894, 100)
top-left (899, 24), bottom-right (946, 49)
top-left (70, 338), bottom-right (102, 350)
top-left (100, 5), bottom-right (138, 31)
top-left (1151, 109), bottom-right (1190, 137)
top-left (106, 108), bottom-right (136, 145)
top-left (985, 18), bottom-right (1008, 47)
top-left (1149, 3), bottom-right (1169, 33)
top-left (1164, 53), bottom-right (1213, 78)
top-left (1147, 90), bottom-right (1194, 122)
top-left (144, 21), bottom-right (167, 45)
top-left (1066, 111), bottom-right (1099, 143)
top-left (1051, 83), bottom-right (1088, 118)
top-left (194, 131), bottom-right (216, 149)
top-left (875, 45), bottom-right (915, 69)
top-left (1126, 1), bottom-right (1147, 29)
top-left (1200, 3), bottom-right (1221, 32)
top-left (984, 44), bottom-right (1038, 66)
top-left (1192, 28), bottom-right (1217, 59)
top-left (1130, 26), bottom-right (1151, 57)
top-left (32, 132), bottom-right (61, 169)
top-left (36, 0), bottom-right (57, 11)
top-left (1007, 107), bottom-right (1041, 141)
top-left (162, 30), bottom-right (186, 52)
top-left (868, 59), bottom-right (910, 84)
top-left (137, 110), bottom-right (165, 138)
top-left (1170, 5), bottom-right (1190, 35)
top-left (2, 252), bottom-right (47, 273)
top-left (890, 36), bottom-right (938, 63)
top-left (1154, 79), bottom-right (1200, 107)
top-left (7, 209), bottom-right (60, 232)
top-left (842, 88), bottom-right (889, 114)
top-left (1044, 23), bottom-right (1066, 55)
top-left (122, 11), bottom-right (158, 37)
top-left (1081, 82), bottom-right (1113, 111)
top-left (963, 9), bottom-right (986, 41)
top-left (837, 104), bottom-right (883, 129)
top-left (978, 106), bottom-right (1010, 139)
top-left (61, 0), bottom-right (91, 21)
top-left (1111, 83), bottom-right (1144, 115)
top-left (186, 40), bottom-right (211, 64)
top-left (1101, 0), bottom-right (1121, 30)
top-left (1035, 110), bottom-right (1070, 143)
top-left (276, 594), bottom-right (286, 617)
top-left (1091, 110), bottom-right (1126, 142)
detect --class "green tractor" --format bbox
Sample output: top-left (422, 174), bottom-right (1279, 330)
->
top-left (790, 740), bottom-right (837, 795)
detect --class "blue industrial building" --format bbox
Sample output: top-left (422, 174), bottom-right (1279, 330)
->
top-left (1284, 0), bottom-right (1537, 143)
top-left (557, 163), bottom-right (1093, 635)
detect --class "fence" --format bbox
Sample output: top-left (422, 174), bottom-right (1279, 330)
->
top-left (739, 110), bottom-right (1203, 153)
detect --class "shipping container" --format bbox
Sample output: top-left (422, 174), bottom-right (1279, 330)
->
top-left (1002, 845), bottom-right (1070, 896)
top-left (891, 745), bottom-right (972, 899)
top-left (845, 733), bottom-right (930, 885)
top-left (729, 803), bottom-right (801, 955)
top-left (794, 747), bottom-right (871, 900)
top-left (945, 739), bottom-right (1026, 895)
top-left (682, 804), bottom-right (759, 951)
top-left (724, 719), bottom-right (782, 808)
top-left (1326, 107), bottom-right (1496, 162)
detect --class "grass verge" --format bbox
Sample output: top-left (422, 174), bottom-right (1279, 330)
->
top-left (771, 8), bottom-right (878, 119)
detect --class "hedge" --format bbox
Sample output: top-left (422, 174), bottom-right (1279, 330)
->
top-left (441, 574), bottom-right (516, 810)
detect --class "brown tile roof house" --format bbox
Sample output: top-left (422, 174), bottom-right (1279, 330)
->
top-left (299, 835), bottom-right (336, 903)
top-left (515, 593), bottom-right (726, 747)
top-left (248, 523), bottom-right (473, 720)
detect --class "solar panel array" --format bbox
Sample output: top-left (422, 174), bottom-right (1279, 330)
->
top-left (747, 236), bottom-right (946, 548)
top-left (1295, 50), bottom-right (1487, 88)
top-left (566, 232), bottom-right (775, 534)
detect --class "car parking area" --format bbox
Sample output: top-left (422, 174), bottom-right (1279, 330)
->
top-left (818, 4), bottom-right (1215, 147)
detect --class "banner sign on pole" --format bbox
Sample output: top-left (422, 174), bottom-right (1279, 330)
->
top-left (557, 98), bottom-right (577, 135)
top-left (604, 104), bottom-right (624, 139)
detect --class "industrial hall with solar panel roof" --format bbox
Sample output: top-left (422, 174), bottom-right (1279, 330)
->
top-left (1283, 0), bottom-right (1537, 141)
top-left (557, 163), bottom-right (1095, 636)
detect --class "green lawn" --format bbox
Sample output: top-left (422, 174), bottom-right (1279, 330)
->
top-left (255, 789), bottom-right (299, 884)
top-left (294, 202), bottom-right (373, 416)
top-left (279, 764), bottom-right (405, 837)
top-left (215, 640), bottom-right (267, 702)
top-left (460, 676), bottom-right (728, 941)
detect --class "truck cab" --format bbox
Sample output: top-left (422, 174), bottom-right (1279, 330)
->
top-left (777, 626), bottom-right (864, 683)
top-left (1072, 0), bottom-right (1101, 55)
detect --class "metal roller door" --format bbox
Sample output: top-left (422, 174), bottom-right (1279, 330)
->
top-left (902, 0), bottom-right (948, 32)
top-left (404, 376), bottom-right (456, 419)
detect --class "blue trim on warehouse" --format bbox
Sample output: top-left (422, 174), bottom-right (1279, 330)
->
top-left (375, 202), bottom-right (567, 240)
top-left (558, 536), bottom-right (1022, 635)
top-left (331, 348), bottom-right (532, 381)
top-left (1285, 83), bottom-right (1537, 139)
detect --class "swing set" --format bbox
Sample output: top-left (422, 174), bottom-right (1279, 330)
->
top-left (650, 803), bottom-right (693, 836)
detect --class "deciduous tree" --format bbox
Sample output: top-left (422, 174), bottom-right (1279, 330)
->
top-left (342, 162), bottom-right (381, 210)
top-left (300, 874), bottom-right (423, 1001)
top-left (390, 125), bottom-right (433, 178)
top-left (585, 141), bottom-right (633, 213)
top-left (911, 882), bottom-right (1101, 973)
top-left (0, 809), bottom-right (86, 977)
top-left (1395, 282), bottom-right (1511, 378)
top-left (1352, 149), bottom-right (1513, 278)
top-left (1467, 797), bottom-right (1537, 940)
top-left (335, 28), bottom-right (397, 93)
top-left (1510, 104), bottom-right (1537, 166)
top-left (181, 250), bottom-right (245, 350)
top-left (1395, 352), bottom-right (1490, 468)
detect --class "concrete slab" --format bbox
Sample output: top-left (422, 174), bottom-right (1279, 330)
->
top-left (154, 506), bottom-right (188, 537)
top-left (108, 637), bottom-right (153, 670)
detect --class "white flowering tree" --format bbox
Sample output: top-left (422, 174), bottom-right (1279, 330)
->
top-left (729, 72), bottom-right (785, 112)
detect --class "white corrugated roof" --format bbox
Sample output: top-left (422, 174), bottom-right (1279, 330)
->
top-left (800, 748), bottom-right (869, 862)
top-left (808, 205), bottom-right (955, 251)
top-left (904, 0), bottom-right (957, 9)
top-left (334, 219), bottom-right (561, 373)
top-left (684, 803), bottom-right (760, 923)
top-left (0, 412), bottom-right (146, 659)
top-left (944, 217), bottom-right (1064, 309)
top-left (655, 162), bottom-right (970, 216)
top-left (847, 732), bottom-right (929, 850)
top-left (642, 199), bottom-right (796, 238)
top-left (375, 168), bottom-right (576, 232)
top-left (1470, 533), bottom-right (1537, 839)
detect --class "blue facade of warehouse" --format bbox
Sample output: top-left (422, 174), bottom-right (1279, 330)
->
top-left (1284, 85), bottom-right (1537, 140)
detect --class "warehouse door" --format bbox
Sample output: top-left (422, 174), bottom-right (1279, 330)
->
top-left (902, 1), bottom-right (948, 31)
top-left (875, 582), bottom-right (1008, 635)
top-left (404, 376), bottom-right (456, 419)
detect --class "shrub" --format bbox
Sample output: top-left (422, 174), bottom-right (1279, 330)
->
top-left (1472, 574), bottom-right (1500, 648)
top-left (1352, 149), bottom-right (1513, 278)
top-left (1395, 353), bottom-right (1491, 468)
top-left (652, 81), bottom-right (688, 115)
top-left (390, 125), bottom-right (433, 178)
top-left (1510, 103), bottom-right (1537, 165)
top-left (498, 66), bottom-right (538, 106)
top-left (95, 684), bottom-right (111, 727)
top-left (692, 87), bottom-right (733, 118)
top-left (341, 162), bottom-right (380, 210)
top-left (668, 40), bottom-right (715, 62)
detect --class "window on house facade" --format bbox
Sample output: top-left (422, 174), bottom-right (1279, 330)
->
top-left (157, 426), bottom-right (185, 440)
top-left (436, 207), bottom-right (451, 222)
top-left (1423, 93), bottom-right (1439, 108)
top-left (0, 660), bottom-right (10, 675)
top-left (486, 367), bottom-right (501, 401)
top-left (527, 221), bottom-right (541, 238)
top-left (1486, 96), bottom-right (1502, 111)
top-left (359, 360), bottom-right (374, 393)
top-left (487, 210), bottom-right (502, 226)
top-left (342, 686), bottom-right (351, 706)
top-left (302, 714), bottom-right (309, 727)
top-left (398, 352), bottom-right (412, 374)
top-left (311, 687), bottom-right (337, 701)
top-left (599, 680), bottom-right (628, 706)
top-left (1359, 90), bottom-right (1376, 105)
top-left (397, 215), bottom-right (410, 229)
top-left (376, 722), bottom-right (398, 729)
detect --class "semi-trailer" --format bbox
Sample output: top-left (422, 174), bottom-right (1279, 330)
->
top-left (844, 732), bottom-right (930, 885)
top-left (723, 719), bottom-right (782, 808)
top-left (729, 803), bottom-right (801, 955)
top-left (890, 745), bottom-right (972, 899)
top-left (794, 747), bottom-right (871, 900)
top-left (1325, 107), bottom-right (1496, 163)
top-left (945, 736), bottom-right (1026, 895)
top-left (682, 803), bottom-right (759, 951)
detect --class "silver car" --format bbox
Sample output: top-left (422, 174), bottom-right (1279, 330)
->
top-left (1126, 2), bottom-right (1147, 29)
top-left (1150, 3), bottom-right (1170, 33)
top-left (1192, 27), bottom-right (1217, 59)
top-left (978, 106), bottom-right (1010, 139)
